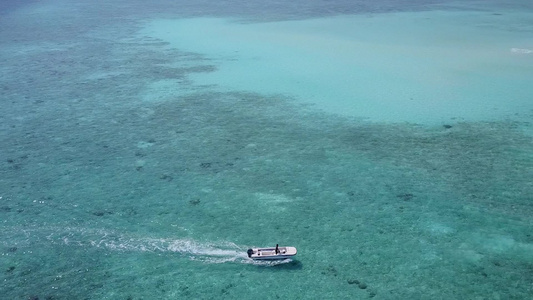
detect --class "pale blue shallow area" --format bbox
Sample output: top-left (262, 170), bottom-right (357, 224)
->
top-left (1, 0), bottom-right (532, 299)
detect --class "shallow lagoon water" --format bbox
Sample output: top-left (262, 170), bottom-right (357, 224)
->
top-left (1, 0), bottom-right (532, 299)
top-left (143, 11), bottom-right (532, 124)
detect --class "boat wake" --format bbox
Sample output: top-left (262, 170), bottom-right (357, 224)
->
top-left (97, 235), bottom-right (251, 264)
top-left (510, 48), bottom-right (533, 54)
top-left (1, 225), bottom-right (290, 265)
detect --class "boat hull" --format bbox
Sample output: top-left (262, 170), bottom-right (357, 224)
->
top-left (250, 255), bottom-right (295, 260)
top-left (247, 246), bottom-right (297, 260)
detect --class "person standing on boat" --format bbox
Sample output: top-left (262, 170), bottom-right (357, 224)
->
top-left (275, 244), bottom-right (279, 254)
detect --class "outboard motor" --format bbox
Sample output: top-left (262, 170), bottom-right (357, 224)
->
top-left (247, 249), bottom-right (254, 258)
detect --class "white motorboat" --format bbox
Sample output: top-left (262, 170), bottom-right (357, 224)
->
top-left (247, 244), bottom-right (297, 260)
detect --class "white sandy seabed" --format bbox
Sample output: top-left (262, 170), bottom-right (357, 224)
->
top-left (140, 10), bottom-right (533, 125)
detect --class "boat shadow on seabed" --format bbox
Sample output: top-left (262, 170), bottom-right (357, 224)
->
top-left (248, 258), bottom-right (303, 270)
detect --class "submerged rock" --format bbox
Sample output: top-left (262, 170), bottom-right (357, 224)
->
top-left (347, 279), bottom-right (360, 285)
top-left (396, 193), bottom-right (413, 201)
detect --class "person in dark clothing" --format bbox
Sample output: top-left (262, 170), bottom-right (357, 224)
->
top-left (275, 244), bottom-right (279, 254)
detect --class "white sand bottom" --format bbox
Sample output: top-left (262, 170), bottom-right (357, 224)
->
top-left (139, 10), bottom-right (533, 124)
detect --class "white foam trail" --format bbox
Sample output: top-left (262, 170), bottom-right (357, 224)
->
top-left (510, 48), bottom-right (532, 54)
top-left (101, 237), bottom-right (250, 263)
top-left (87, 235), bottom-right (251, 263)
top-left (2, 226), bottom-right (266, 264)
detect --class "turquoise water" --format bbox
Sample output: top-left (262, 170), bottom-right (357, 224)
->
top-left (1, 0), bottom-right (532, 299)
